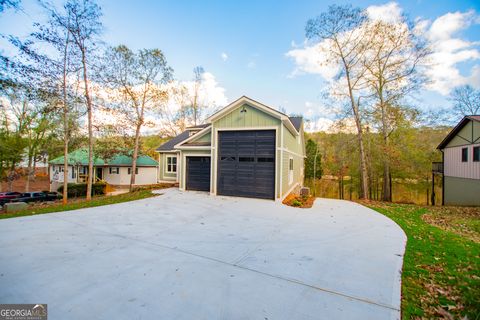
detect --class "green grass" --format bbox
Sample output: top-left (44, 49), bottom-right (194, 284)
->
top-left (0, 189), bottom-right (158, 220)
top-left (366, 202), bottom-right (480, 319)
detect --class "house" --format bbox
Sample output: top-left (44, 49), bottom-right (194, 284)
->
top-left (437, 115), bottom-right (480, 206)
top-left (49, 149), bottom-right (158, 191)
top-left (156, 96), bottom-right (306, 201)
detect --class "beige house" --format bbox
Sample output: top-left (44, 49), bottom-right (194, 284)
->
top-left (437, 115), bottom-right (480, 206)
top-left (49, 149), bottom-right (158, 191)
top-left (156, 96), bottom-right (306, 201)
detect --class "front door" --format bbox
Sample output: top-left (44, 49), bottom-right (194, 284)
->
top-left (96, 168), bottom-right (103, 181)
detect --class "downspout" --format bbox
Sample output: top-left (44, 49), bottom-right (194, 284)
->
top-left (441, 150), bottom-right (445, 206)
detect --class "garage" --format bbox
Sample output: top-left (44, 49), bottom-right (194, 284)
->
top-left (186, 157), bottom-right (211, 191)
top-left (217, 130), bottom-right (275, 199)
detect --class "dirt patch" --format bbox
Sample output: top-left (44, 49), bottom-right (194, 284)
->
top-left (1, 175), bottom-right (50, 193)
top-left (283, 193), bottom-right (315, 208)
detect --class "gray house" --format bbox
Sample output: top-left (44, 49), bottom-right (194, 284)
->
top-left (437, 115), bottom-right (480, 206)
top-left (156, 96), bottom-right (306, 201)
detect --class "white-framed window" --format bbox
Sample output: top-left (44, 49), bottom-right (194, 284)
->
top-left (128, 167), bottom-right (139, 175)
top-left (166, 155), bottom-right (177, 173)
top-left (109, 167), bottom-right (120, 174)
top-left (289, 157), bottom-right (294, 185)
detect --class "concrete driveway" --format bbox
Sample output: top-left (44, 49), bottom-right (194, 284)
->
top-left (0, 189), bottom-right (406, 320)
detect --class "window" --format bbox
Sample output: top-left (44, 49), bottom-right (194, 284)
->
top-left (239, 157), bottom-right (254, 162)
top-left (474, 146), bottom-right (480, 162)
top-left (258, 157), bottom-right (274, 162)
top-left (461, 148), bottom-right (468, 162)
top-left (72, 167), bottom-right (76, 179)
top-left (289, 157), bottom-right (294, 185)
top-left (109, 167), bottom-right (119, 174)
top-left (166, 156), bottom-right (177, 173)
top-left (128, 167), bottom-right (139, 175)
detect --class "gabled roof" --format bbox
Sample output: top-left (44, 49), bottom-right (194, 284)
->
top-left (156, 131), bottom-right (189, 151)
top-left (49, 149), bottom-right (158, 166)
top-left (437, 115), bottom-right (480, 149)
top-left (289, 116), bottom-right (303, 131)
top-left (174, 125), bottom-right (212, 149)
top-left (206, 96), bottom-right (300, 135)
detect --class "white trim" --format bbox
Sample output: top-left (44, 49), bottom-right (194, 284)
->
top-left (175, 146), bottom-right (212, 150)
top-left (213, 125), bottom-right (279, 131)
top-left (156, 150), bottom-right (179, 153)
top-left (206, 96), bottom-right (299, 136)
top-left (280, 147), bottom-right (306, 158)
top-left (288, 156), bottom-right (294, 185)
top-left (280, 124), bottom-right (284, 198)
top-left (165, 155), bottom-right (177, 174)
top-left (174, 126), bottom-right (212, 149)
top-left (207, 96), bottom-right (287, 122)
top-left (181, 153), bottom-right (212, 191)
top-left (282, 182), bottom-right (300, 201)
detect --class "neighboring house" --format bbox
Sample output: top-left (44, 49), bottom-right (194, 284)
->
top-left (437, 115), bottom-right (480, 206)
top-left (156, 96), bottom-right (306, 200)
top-left (49, 149), bottom-right (158, 191)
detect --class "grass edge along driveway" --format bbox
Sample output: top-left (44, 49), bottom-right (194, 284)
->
top-left (365, 202), bottom-right (479, 320)
top-left (0, 189), bottom-right (158, 220)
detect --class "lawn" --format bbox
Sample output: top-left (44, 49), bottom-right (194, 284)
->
top-left (365, 202), bottom-right (480, 319)
top-left (0, 189), bottom-right (158, 220)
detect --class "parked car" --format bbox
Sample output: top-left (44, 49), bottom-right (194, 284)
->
top-left (10, 192), bottom-right (61, 204)
top-left (0, 192), bottom-right (22, 205)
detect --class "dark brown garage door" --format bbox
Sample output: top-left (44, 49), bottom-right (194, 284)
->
top-left (217, 130), bottom-right (275, 199)
top-left (186, 157), bottom-right (211, 191)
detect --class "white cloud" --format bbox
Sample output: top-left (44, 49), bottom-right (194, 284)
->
top-left (366, 2), bottom-right (403, 23)
top-left (285, 41), bottom-right (339, 80)
top-left (423, 10), bottom-right (480, 94)
top-left (221, 52), bottom-right (228, 62)
top-left (286, 3), bottom-right (480, 96)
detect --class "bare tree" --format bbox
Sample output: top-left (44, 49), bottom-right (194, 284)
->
top-left (363, 19), bottom-right (429, 201)
top-left (62, 0), bottom-right (103, 200)
top-left (191, 66), bottom-right (204, 126)
top-left (450, 85), bottom-right (480, 117)
top-left (102, 45), bottom-right (172, 191)
top-left (306, 5), bottom-right (372, 199)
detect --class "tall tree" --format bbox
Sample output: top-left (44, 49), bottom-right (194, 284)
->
top-left (363, 19), bottom-right (429, 201)
top-left (306, 5), bottom-right (372, 199)
top-left (304, 138), bottom-right (322, 179)
top-left (102, 45), bottom-right (172, 191)
top-left (61, 0), bottom-right (103, 200)
top-left (450, 85), bottom-right (480, 118)
top-left (191, 66), bottom-right (204, 125)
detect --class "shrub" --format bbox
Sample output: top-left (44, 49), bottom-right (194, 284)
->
top-left (57, 182), bottom-right (106, 197)
top-left (292, 199), bottom-right (302, 207)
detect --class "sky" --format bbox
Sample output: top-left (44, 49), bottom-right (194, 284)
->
top-left (1, 0), bottom-right (480, 131)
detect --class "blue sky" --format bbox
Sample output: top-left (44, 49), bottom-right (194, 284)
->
top-left (1, 0), bottom-right (480, 129)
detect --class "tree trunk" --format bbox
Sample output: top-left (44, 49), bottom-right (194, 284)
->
top-left (343, 64), bottom-right (369, 199)
top-left (62, 31), bottom-right (70, 204)
top-left (81, 48), bottom-right (94, 200)
top-left (129, 122), bottom-right (142, 192)
top-left (25, 155), bottom-right (33, 192)
top-left (380, 93), bottom-right (392, 201)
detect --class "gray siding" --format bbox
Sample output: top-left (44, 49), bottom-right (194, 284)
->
top-left (444, 176), bottom-right (480, 206)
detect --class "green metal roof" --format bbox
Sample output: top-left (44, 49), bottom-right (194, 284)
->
top-left (49, 149), bottom-right (158, 167)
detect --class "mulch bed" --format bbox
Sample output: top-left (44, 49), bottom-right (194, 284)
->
top-left (283, 193), bottom-right (315, 208)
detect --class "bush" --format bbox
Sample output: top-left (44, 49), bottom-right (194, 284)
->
top-left (292, 199), bottom-right (302, 207)
top-left (57, 182), bottom-right (106, 197)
